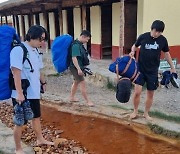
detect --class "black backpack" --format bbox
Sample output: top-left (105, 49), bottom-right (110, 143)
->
top-left (9, 43), bottom-right (34, 95)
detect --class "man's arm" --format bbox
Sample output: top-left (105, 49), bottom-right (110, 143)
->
top-left (164, 52), bottom-right (176, 73)
top-left (72, 57), bottom-right (84, 76)
top-left (40, 72), bottom-right (46, 92)
top-left (129, 44), bottom-right (138, 57)
top-left (11, 67), bottom-right (24, 103)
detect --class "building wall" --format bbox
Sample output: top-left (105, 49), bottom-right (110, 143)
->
top-left (112, 2), bottom-right (120, 60)
top-left (73, 8), bottom-right (82, 38)
top-left (137, 0), bottom-right (180, 63)
top-left (90, 6), bottom-right (102, 59)
top-left (49, 12), bottom-right (56, 41)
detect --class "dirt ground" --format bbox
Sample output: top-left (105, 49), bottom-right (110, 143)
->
top-left (44, 71), bottom-right (180, 117)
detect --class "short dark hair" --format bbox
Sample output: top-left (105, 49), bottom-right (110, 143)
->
top-left (151, 20), bottom-right (165, 32)
top-left (80, 30), bottom-right (91, 37)
top-left (25, 25), bottom-right (48, 41)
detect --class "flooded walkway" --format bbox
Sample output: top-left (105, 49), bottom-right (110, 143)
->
top-left (41, 105), bottom-right (180, 154)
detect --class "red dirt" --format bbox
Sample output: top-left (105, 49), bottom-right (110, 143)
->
top-left (41, 105), bottom-right (180, 154)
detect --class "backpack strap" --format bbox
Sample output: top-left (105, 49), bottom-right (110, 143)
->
top-left (132, 72), bottom-right (140, 83)
top-left (119, 77), bottom-right (130, 81)
top-left (19, 43), bottom-right (34, 73)
top-left (130, 63), bottom-right (137, 80)
top-left (116, 64), bottom-right (119, 81)
top-left (120, 57), bottom-right (132, 75)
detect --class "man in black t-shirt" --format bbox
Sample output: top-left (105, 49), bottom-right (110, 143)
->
top-left (129, 20), bottom-right (176, 121)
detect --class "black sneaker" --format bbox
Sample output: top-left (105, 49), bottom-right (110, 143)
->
top-left (170, 73), bottom-right (179, 88)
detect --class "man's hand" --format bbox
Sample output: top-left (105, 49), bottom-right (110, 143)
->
top-left (78, 69), bottom-right (84, 76)
top-left (129, 51), bottom-right (135, 58)
top-left (16, 92), bottom-right (25, 104)
top-left (170, 68), bottom-right (176, 73)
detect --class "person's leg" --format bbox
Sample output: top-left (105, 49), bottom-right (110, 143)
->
top-left (79, 80), bottom-right (94, 106)
top-left (143, 74), bottom-right (158, 120)
top-left (70, 80), bottom-right (79, 102)
top-left (32, 118), bottom-right (54, 145)
top-left (130, 84), bottom-right (143, 119)
top-left (12, 98), bottom-right (24, 154)
top-left (69, 67), bottom-right (81, 102)
top-left (14, 125), bottom-right (24, 154)
top-left (30, 99), bottom-right (53, 145)
top-left (144, 90), bottom-right (154, 121)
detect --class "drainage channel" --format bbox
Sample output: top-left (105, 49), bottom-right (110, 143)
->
top-left (41, 104), bottom-right (180, 154)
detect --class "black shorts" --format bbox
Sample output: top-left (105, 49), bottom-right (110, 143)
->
top-left (12, 98), bottom-right (41, 124)
top-left (135, 72), bottom-right (159, 90)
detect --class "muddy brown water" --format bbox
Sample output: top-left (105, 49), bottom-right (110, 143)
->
top-left (41, 105), bottom-right (180, 154)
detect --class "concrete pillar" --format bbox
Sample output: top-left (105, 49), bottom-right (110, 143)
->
top-left (119, 0), bottom-right (124, 57)
top-left (49, 12), bottom-right (56, 42)
top-left (112, 2), bottom-right (121, 60)
top-left (33, 14), bottom-right (36, 25)
top-left (82, 5), bottom-right (87, 30)
top-left (24, 15), bottom-right (29, 33)
top-left (62, 10), bottom-right (68, 34)
top-left (90, 6), bottom-right (102, 59)
top-left (73, 7), bottom-right (82, 39)
top-left (39, 13), bottom-right (45, 27)
top-left (20, 15), bottom-right (25, 41)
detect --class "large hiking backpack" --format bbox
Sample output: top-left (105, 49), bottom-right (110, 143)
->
top-left (0, 25), bottom-right (20, 100)
top-left (0, 25), bottom-right (32, 101)
top-left (51, 35), bottom-right (90, 73)
top-left (109, 55), bottom-right (140, 83)
top-left (109, 55), bottom-right (141, 103)
top-left (51, 34), bottom-right (73, 73)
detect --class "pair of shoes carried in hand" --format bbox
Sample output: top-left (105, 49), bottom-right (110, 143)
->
top-left (13, 100), bottom-right (34, 126)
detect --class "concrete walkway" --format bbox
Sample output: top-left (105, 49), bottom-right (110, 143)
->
top-left (0, 121), bottom-right (34, 154)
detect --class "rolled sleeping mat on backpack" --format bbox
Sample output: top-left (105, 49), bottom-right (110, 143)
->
top-left (116, 78), bottom-right (132, 103)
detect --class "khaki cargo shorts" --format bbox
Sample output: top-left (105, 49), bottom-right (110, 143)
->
top-left (70, 67), bottom-right (84, 83)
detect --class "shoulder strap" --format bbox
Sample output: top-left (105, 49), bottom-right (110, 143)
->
top-left (120, 57), bottom-right (132, 75)
top-left (19, 43), bottom-right (34, 73)
top-left (72, 40), bottom-right (83, 54)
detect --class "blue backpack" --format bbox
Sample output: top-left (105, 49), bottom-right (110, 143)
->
top-left (109, 55), bottom-right (140, 83)
top-left (51, 34), bottom-right (73, 73)
top-left (0, 25), bottom-right (20, 100)
top-left (0, 25), bottom-right (32, 101)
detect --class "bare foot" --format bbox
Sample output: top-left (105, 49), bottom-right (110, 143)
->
top-left (87, 101), bottom-right (94, 107)
top-left (69, 97), bottom-right (79, 102)
top-left (37, 139), bottom-right (54, 146)
top-left (129, 111), bottom-right (138, 120)
top-left (143, 114), bottom-right (153, 121)
top-left (15, 150), bottom-right (24, 154)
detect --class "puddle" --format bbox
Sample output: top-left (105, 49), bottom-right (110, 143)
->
top-left (41, 105), bottom-right (180, 154)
